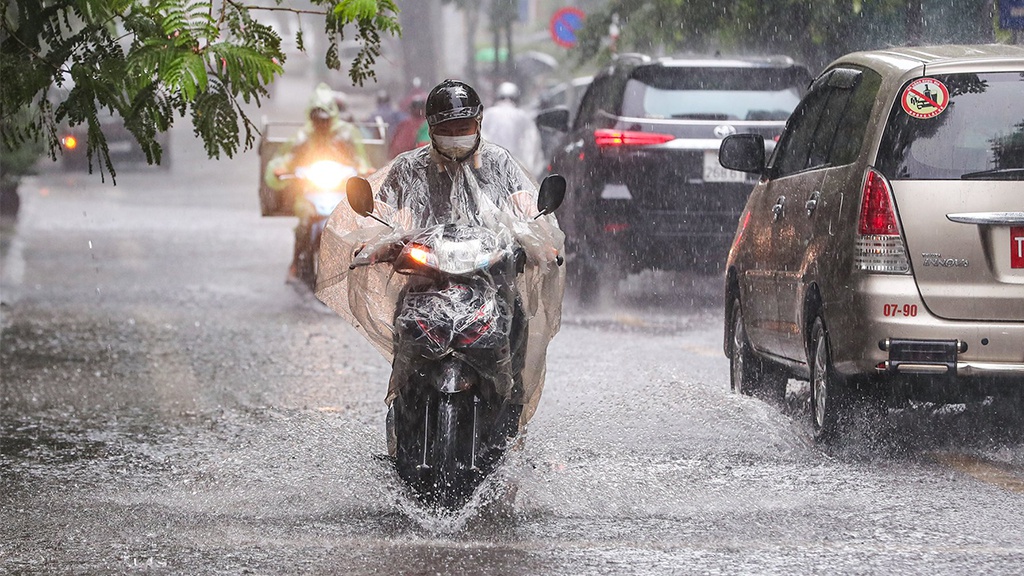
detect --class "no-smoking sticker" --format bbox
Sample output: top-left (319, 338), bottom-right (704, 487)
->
top-left (901, 78), bottom-right (949, 119)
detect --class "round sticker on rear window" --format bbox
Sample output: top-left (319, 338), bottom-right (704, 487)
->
top-left (901, 78), bottom-right (949, 119)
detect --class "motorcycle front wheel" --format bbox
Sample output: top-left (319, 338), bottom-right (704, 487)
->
top-left (393, 382), bottom-right (520, 510)
top-left (393, 387), bottom-right (477, 510)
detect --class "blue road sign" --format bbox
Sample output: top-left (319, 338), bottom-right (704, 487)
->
top-left (550, 7), bottom-right (585, 48)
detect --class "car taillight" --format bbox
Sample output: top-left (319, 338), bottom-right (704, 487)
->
top-left (594, 129), bottom-right (674, 148)
top-left (854, 168), bottom-right (910, 274)
top-left (858, 169), bottom-right (897, 235)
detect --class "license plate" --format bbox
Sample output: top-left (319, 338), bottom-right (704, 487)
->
top-left (1012, 226), bottom-right (1024, 269)
top-left (703, 151), bottom-right (747, 183)
top-left (107, 140), bottom-right (133, 153)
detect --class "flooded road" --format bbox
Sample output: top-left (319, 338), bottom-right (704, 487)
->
top-left (2, 119), bottom-right (1023, 575)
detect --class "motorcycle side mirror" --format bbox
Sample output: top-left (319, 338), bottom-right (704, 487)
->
top-left (346, 176), bottom-right (392, 227)
top-left (346, 177), bottom-right (375, 217)
top-left (535, 174), bottom-right (566, 218)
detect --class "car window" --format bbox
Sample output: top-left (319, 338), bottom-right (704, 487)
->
top-left (539, 86), bottom-right (567, 109)
top-left (771, 67), bottom-right (872, 177)
top-left (875, 71), bottom-right (1024, 180)
top-left (572, 77), bottom-right (605, 131)
top-left (828, 67), bottom-right (881, 165)
top-left (621, 66), bottom-right (805, 121)
top-left (771, 75), bottom-right (831, 176)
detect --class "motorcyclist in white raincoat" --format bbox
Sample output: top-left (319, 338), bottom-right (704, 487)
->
top-left (315, 79), bottom-right (565, 439)
top-left (481, 81), bottom-right (546, 178)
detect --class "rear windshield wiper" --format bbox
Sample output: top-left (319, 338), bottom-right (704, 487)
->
top-left (960, 168), bottom-right (1024, 180)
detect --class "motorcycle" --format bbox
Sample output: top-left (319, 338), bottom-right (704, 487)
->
top-left (279, 159), bottom-right (359, 290)
top-left (346, 175), bottom-right (565, 510)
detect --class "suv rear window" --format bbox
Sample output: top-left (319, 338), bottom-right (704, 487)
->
top-left (621, 66), bottom-right (807, 121)
top-left (876, 72), bottom-right (1024, 180)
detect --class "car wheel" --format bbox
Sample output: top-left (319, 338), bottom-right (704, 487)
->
top-left (730, 298), bottom-right (786, 403)
top-left (574, 260), bottom-right (602, 305)
top-left (809, 316), bottom-right (846, 443)
top-left (0, 186), bottom-right (20, 217)
top-left (568, 246), bottom-right (612, 307)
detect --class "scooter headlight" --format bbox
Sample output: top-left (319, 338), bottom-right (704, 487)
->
top-left (304, 160), bottom-right (355, 191)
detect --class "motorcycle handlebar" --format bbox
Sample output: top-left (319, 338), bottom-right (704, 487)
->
top-left (347, 229), bottom-right (563, 272)
top-left (349, 237), bottom-right (408, 270)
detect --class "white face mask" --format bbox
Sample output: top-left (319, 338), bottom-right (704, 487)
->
top-left (433, 134), bottom-right (479, 160)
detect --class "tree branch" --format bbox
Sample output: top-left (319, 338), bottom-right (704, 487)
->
top-left (224, 1), bottom-right (327, 17)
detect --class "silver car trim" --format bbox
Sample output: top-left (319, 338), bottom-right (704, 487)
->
top-left (878, 362), bottom-right (1024, 375)
top-left (599, 110), bottom-right (786, 126)
top-left (662, 139), bottom-right (732, 150)
top-left (946, 212), bottom-right (1024, 225)
top-left (957, 362), bottom-right (1024, 375)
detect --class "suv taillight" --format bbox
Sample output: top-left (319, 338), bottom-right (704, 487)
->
top-left (854, 168), bottom-right (909, 274)
top-left (594, 129), bottom-right (674, 148)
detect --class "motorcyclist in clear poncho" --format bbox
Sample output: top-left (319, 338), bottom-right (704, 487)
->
top-left (315, 79), bottom-right (566, 443)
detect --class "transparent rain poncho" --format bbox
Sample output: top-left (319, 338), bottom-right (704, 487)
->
top-left (315, 140), bottom-right (566, 426)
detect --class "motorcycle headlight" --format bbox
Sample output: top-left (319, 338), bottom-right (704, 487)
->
top-left (304, 160), bottom-right (356, 191)
top-left (433, 239), bottom-right (493, 275)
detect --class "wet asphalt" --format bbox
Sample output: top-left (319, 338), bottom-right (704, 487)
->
top-left (2, 93), bottom-right (1023, 575)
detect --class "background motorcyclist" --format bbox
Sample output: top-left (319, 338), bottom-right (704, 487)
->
top-left (265, 83), bottom-right (373, 282)
top-left (386, 94), bottom-right (428, 159)
top-left (368, 89), bottom-right (407, 152)
top-left (480, 81), bottom-right (546, 178)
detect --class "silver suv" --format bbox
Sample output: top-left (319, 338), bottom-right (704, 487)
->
top-left (718, 44), bottom-right (1024, 442)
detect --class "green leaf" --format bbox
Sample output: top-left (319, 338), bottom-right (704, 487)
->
top-left (159, 51), bottom-right (208, 101)
top-left (191, 79), bottom-right (238, 158)
top-left (336, 0), bottom-right (378, 21)
top-left (1, 0), bottom-right (399, 178)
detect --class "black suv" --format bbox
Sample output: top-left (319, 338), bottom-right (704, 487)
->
top-left (536, 53), bottom-right (811, 300)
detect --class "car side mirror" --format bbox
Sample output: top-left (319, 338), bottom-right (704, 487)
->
top-left (536, 174), bottom-right (566, 217)
top-left (535, 106), bottom-right (571, 133)
top-left (346, 177), bottom-right (374, 217)
top-left (719, 134), bottom-right (766, 174)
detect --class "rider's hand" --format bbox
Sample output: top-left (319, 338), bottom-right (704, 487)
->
top-left (510, 190), bottom-right (535, 219)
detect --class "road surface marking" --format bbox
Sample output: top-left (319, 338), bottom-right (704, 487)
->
top-left (932, 452), bottom-right (1024, 494)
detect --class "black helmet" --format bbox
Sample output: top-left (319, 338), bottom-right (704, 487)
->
top-left (425, 79), bottom-right (483, 126)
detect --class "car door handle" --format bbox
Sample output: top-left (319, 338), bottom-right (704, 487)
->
top-left (805, 191), bottom-right (820, 216)
top-left (772, 196), bottom-right (785, 221)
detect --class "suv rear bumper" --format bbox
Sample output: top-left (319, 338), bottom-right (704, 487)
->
top-left (591, 183), bottom-right (749, 270)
